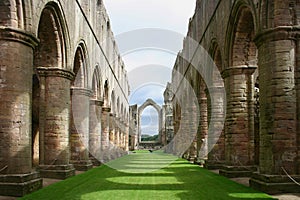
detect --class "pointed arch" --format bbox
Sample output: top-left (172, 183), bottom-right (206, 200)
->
top-left (91, 65), bottom-right (102, 100)
top-left (225, 0), bottom-right (258, 69)
top-left (35, 2), bottom-right (69, 70)
top-left (103, 79), bottom-right (110, 108)
top-left (72, 42), bottom-right (89, 88)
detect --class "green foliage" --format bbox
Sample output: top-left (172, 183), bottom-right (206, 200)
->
top-left (21, 152), bottom-right (275, 200)
top-left (141, 134), bottom-right (159, 141)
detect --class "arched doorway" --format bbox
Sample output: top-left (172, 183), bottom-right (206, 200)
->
top-left (221, 4), bottom-right (258, 176)
top-left (137, 99), bottom-right (162, 147)
top-left (34, 2), bottom-right (75, 179)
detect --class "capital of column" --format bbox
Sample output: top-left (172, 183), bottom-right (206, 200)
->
top-left (0, 27), bottom-right (38, 48)
top-left (37, 67), bottom-right (75, 81)
top-left (102, 107), bottom-right (111, 112)
top-left (254, 26), bottom-right (300, 48)
top-left (221, 66), bottom-right (256, 79)
top-left (90, 99), bottom-right (104, 106)
top-left (71, 87), bottom-right (93, 97)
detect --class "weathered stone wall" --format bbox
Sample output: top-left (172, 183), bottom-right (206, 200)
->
top-left (170, 0), bottom-right (300, 194)
top-left (0, 0), bottom-right (130, 196)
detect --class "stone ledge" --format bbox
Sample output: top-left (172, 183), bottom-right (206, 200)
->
top-left (39, 164), bottom-right (75, 180)
top-left (0, 26), bottom-right (38, 48)
top-left (70, 160), bottom-right (93, 171)
top-left (250, 174), bottom-right (300, 194)
top-left (0, 172), bottom-right (40, 183)
top-left (204, 162), bottom-right (224, 170)
top-left (0, 173), bottom-right (42, 197)
top-left (219, 165), bottom-right (257, 178)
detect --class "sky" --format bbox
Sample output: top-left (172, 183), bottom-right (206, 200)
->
top-left (103, 0), bottom-right (196, 135)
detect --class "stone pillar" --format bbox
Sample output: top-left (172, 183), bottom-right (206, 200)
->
top-left (188, 102), bottom-right (198, 162)
top-left (70, 88), bottom-right (93, 171)
top-left (108, 113), bottom-right (117, 160)
top-left (115, 117), bottom-right (120, 147)
top-left (249, 28), bottom-right (300, 193)
top-left (0, 28), bottom-right (42, 196)
top-left (219, 67), bottom-right (257, 178)
top-left (38, 68), bottom-right (76, 178)
top-left (89, 99), bottom-right (103, 166)
top-left (120, 121), bottom-right (125, 149)
top-left (109, 113), bottom-right (116, 145)
top-left (205, 87), bottom-right (225, 169)
top-left (101, 107), bottom-right (111, 162)
top-left (198, 92), bottom-right (208, 166)
top-left (125, 123), bottom-right (129, 151)
top-left (180, 93), bottom-right (194, 158)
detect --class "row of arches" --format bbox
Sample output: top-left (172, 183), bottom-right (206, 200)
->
top-left (170, 0), bottom-right (300, 194)
top-left (0, 0), bottom-right (129, 196)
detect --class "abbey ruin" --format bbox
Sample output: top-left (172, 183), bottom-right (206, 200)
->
top-left (0, 0), bottom-right (299, 197)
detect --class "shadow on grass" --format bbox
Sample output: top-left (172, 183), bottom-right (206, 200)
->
top-left (20, 152), bottom-right (276, 200)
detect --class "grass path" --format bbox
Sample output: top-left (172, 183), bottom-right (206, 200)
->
top-left (21, 151), bottom-right (275, 200)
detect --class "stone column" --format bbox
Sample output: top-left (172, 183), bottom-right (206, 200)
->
top-left (114, 117), bottom-right (120, 147)
top-left (249, 28), bottom-right (300, 193)
top-left (205, 87), bottom-right (225, 169)
top-left (37, 67), bottom-right (76, 179)
top-left (109, 113), bottom-right (116, 145)
top-left (89, 99), bottom-right (103, 166)
top-left (70, 88), bottom-right (92, 171)
top-left (101, 107), bottom-right (111, 162)
top-left (188, 102), bottom-right (198, 162)
top-left (120, 120), bottom-right (125, 149)
top-left (0, 28), bottom-right (42, 196)
top-left (198, 92), bottom-right (208, 167)
top-left (124, 122), bottom-right (129, 151)
top-left (180, 93), bottom-right (194, 158)
top-left (219, 67), bottom-right (257, 178)
top-left (108, 113), bottom-right (117, 160)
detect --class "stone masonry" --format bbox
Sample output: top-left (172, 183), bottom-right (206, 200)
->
top-left (0, 0), bottom-right (130, 197)
top-left (169, 0), bottom-right (300, 194)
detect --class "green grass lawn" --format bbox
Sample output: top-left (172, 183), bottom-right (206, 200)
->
top-left (21, 151), bottom-right (275, 200)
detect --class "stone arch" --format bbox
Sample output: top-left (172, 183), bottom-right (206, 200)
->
top-left (32, 2), bottom-right (71, 168)
top-left (91, 65), bottom-right (102, 100)
top-left (111, 90), bottom-right (116, 114)
top-left (33, 2), bottom-right (74, 172)
top-left (0, 0), bottom-right (24, 28)
top-left (225, 0), bottom-right (258, 69)
top-left (72, 42), bottom-right (89, 88)
top-left (35, 2), bottom-right (68, 70)
top-left (204, 40), bottom-right (226, 167)
top-left (117, 97), bottom-right (120, 117)
top-left (103, 79), bottom-right (109, 108)
top-left (70, 42), bottom-right (92, 170)
top-left (209, 39), bottom-right (224, 87)
top-left (137, 99), bottom-right (162, 143)
top-left (222, 2), bottom-right (259, 168)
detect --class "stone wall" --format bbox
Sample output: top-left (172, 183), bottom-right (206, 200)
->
top-left (0, 0), bottom-right (130, 196)
top-left (170, 0), bottom-right (300, 194)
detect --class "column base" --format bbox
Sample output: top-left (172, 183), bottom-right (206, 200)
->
top-left (250, 172), bottom-right (300, 194)
top-left (39, 164), bottom-right (75, 179)
top-left (219, 165), bottom-right (257, 178)
top-left (0, 172), bottom-right (42, 197)
top-left (71, 160), bottom-right (93, 171)
top-left (89, 156), bottom-right (102, 166)
top-left (187, 155), bottom-right (197, 162)
top-left (204, 161), bottom-right (224, 170)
